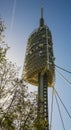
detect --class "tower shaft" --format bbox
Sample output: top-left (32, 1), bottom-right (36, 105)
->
top-left (38, 73), bottom-right (49, 130)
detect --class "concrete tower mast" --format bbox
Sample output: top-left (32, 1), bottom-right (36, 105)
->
top-left (23, 8), bottom-right (55, 130)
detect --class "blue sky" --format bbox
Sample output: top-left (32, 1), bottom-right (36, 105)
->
top-left (0, 0), bottom-right (71, 130)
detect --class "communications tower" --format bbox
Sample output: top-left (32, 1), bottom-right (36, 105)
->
top-left (23, 8), bottom-right (55, 130)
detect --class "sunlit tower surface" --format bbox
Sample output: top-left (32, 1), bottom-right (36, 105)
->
top-left (23, 8), bottom-right (55, 130)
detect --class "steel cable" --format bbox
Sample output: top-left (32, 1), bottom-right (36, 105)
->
top-left (56, 69), bottom-right (71, 86)
top-left (55, 94), bottom-right (65, 130)
top-left (54, 87), bottom-right (71, 119)
top-left (55, 64), bottom-right (71, 74)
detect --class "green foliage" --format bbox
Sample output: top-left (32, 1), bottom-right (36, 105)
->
top-left (0, 45), bottom-right (9, 62)
top-left (1, 115), bottom-right (15, 130)
top-left (0, 18), bottom-right (9, 63)
top-left (0, 74), bottom-right (37, 130)
top-left (34, 117), bottom-right (47, 130)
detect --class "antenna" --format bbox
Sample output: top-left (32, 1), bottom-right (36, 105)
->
top-left (41, 7), bottom-right (43, 18)
top-left (40, 7), bottom-right (44, 27)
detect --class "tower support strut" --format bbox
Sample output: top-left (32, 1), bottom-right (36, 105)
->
top-left (38, 72), bottom-right (49, 130)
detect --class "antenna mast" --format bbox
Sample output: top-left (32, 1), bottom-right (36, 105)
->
top-left (41, 7), bottom-right (43, 18)
top-left (40, 7), bottom-right (44, 27)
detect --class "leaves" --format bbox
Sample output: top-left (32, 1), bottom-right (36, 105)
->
top-left (0, 18), bottom-right (8, 63)
top-left (0, 66), bottom-right (37, 130)
top-left (34, 117), bottom-right (48, 130)
top-left (1, 115), bottom-right (15, 130)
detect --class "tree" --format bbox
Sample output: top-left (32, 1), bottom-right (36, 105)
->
top-left (0, 59), bottom-right (37, 130)
top-left (0, 18), bottom-right (9, 62)
top-left (0, 59), bottom-right (20, 130)
top-left (4, 79), bottom-right (37, 130)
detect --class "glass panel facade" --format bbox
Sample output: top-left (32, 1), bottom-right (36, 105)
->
top-left (23, 26), bottom-right (55, 87)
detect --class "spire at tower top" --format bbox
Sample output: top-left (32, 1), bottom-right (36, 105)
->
top-left (41, 7), bottom-right (43, 18)
top-left (40, 7), bottom-right (44, 27)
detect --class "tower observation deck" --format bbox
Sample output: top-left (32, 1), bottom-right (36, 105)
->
top-left (23, 8), bottom-right (55, 130)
